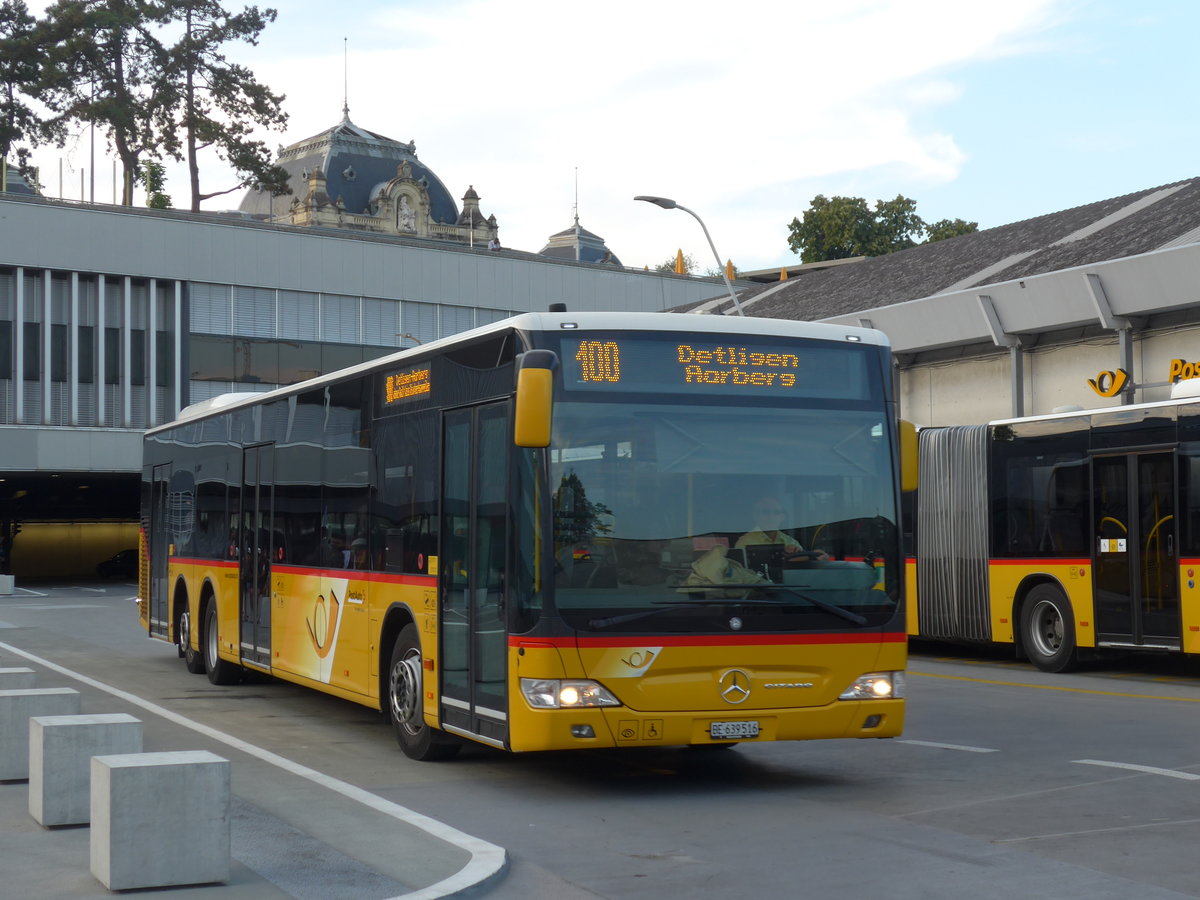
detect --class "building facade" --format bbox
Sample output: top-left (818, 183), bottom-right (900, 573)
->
top-left (0, 193), bottom-right (734, 575)
top-left (689, 178), bottom-right (1200, 427)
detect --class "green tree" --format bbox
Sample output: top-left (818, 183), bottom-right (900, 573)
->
top-left (161, 0), bottom-right (289, 211)
top-left (786, 194), bottom-right (876, 262)
top-left (40, 0), bottom-right (173, 205)
top-left (0, 0), bottom-right (49, 183)
top-left (654, 251), bottom-right (698, 274)
top-left (787, 194), bottom-right (978, 261)
top-left (870, 194), bottom-right (924, 255)
top-left (925, 217), bottom-right (979, 243)
top-left (143, 158), bottom-right (170, 207)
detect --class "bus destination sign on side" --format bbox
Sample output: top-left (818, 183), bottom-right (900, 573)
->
top-left (384, 367), bottom-right (432, 405)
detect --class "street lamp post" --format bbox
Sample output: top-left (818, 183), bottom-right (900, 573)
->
top-left (634, 195), bottom-right (744, 316)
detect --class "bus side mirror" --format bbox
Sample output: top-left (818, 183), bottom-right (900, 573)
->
top-left (900, 419), bottom-right (918, 492)
top-left (514, 350), bottom-right (559, 448)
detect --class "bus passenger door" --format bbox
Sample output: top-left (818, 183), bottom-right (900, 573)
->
top-left (148, 464), bottom-right (171, 639)
top-left (441, 403), bottom-right (510, 749)
top-left (239, 444), bottom-right (275, 668)
top-left (1093, 452), bottom-right (1180, 647)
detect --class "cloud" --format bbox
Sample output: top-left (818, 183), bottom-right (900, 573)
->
top-left (24, 0), bottom-right (1068, 272)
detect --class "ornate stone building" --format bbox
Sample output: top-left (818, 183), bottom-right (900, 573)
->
top-left (538, 215), bottom-right (622, 265)
top-left (238, 112), bottom-right (499, 247)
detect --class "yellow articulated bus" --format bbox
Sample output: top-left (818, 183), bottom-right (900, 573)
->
top-left (908, 395), bottom-right (1200, 672)
top-left (139, 311), bottom-right (908, 760)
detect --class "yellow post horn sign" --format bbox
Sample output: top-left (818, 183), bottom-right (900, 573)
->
top-left (1088, 368), bottom-right (1129, 398)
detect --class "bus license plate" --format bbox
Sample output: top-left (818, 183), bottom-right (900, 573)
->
top-left (710, 720), bottom-right (759, 739)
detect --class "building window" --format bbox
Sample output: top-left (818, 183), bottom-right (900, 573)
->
top-left (23, 322), bottom-right (39, 380)
top-left (0, 321), bottom-right (11, 378)
top-left (104, 327), bottom-right (120, 385)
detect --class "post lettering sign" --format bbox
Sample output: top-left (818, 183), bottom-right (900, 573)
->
top-left (1170, 359), bottom-right (1200, 384)
top-left (560, 333), bottom-right (875, 402)
top-left (384, 366), bottom-right (431, 405)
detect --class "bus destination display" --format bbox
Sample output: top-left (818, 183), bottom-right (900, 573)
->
top-left (562, 334), bottom-right (871, 400)
top-left (384, 366), bottom-right (432, 405)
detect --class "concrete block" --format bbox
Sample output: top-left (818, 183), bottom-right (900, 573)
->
top-left (0, 667), bottom-right (36, 689)
top-left (29, 713), bottom-right (143, 826)
top-left (90, 751), bottom-right (230, 891)
top-left (0, 574), bottom-right (13, 595)
top-left (0, 688), bottom-right (81, 780)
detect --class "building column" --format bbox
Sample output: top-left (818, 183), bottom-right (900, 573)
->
top-left (977, 293), bottom-right (1024, 417)
top-left (148, 278), bottom-right (157, 427)
top-left (97, 274), bottom-right (106, 426)
top-left (1085, 272), bottom-right (1134, 405)
top-left (174, 281), bottom-right (184, 418)
top-left (70, 272), bottom-right (80, 426)
top-left (14, 267), bottom-right (23, 425)
top-left (42, 270), bottom-right (51, 425)
top-left (122, 276), bottom-right (132, 428)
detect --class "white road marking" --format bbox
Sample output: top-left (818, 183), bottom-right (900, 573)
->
top-left (898, 739), bottom-right (1000, 753)
top-left (79, 587), bottom-right (107, 593)
top-left (3, 604), bottom-right (104, 610)
top-left (0, 640), bottom-right (506, 900)
top-left (14, 588), bottom-right (47, 597)
top-left (1073, 759), bottom-right (1200, 781)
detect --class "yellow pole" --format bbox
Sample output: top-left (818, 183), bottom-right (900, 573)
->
top-left (674, 249), bottom-right (685, 274)
top-left (725, 259), bottom-right (734, 280)
top-left (779, 267), bottom-right (788, 281)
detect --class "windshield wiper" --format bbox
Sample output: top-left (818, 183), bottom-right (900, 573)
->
top-left (748, 585), bottom-right (869, 626)
top-left (588, 597), bottom-right (781, 629)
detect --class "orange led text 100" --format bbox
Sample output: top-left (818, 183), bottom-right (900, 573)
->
top-left (576, 341), bottom-right (622, 383)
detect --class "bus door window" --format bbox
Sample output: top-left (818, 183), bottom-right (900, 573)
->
top-left (440, 404), bottom-right (509, 742)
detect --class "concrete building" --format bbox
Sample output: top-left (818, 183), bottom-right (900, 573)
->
top-left (688, 177), bottom-right (1200, 426)
top-left (0, 190), bottom-right (732, 575)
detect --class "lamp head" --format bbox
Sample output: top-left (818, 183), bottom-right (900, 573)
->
top-left (634, 195), bottom-right (677, 210)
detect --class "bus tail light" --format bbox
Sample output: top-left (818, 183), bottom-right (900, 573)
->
top-left (839, 671), bottom-right (905, 700)
top-left (521, 678), bottom-right (622, 709)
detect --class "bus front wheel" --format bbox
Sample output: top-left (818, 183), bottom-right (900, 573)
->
top-left (204, 602), bottom-right (242, 685)
top-left (387, 625), bottom-right (460, 761)
top-left (1021, 584), bottom-right (1078, 673)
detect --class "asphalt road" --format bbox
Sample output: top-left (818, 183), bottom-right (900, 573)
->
top-left (4, 581), bottom-right (1200, 899)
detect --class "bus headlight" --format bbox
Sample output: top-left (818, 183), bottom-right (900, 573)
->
top-left (839, 671), bottom-right (905, 700)
top-left (520, 678), bottom-right (622, 709)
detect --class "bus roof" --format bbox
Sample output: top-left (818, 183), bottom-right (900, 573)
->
top-left (151, 311), bottom-right (888, 435)
top-left (988, 393), bottom-right (1200, 428)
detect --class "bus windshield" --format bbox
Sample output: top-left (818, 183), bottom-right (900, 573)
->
top-left (549, 399), bottom-right (900, 633)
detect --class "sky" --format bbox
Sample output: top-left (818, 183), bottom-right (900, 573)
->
top-left (23, 0), bottom-right (1200, 274)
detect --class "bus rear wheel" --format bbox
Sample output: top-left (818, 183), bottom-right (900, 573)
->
top-left (387, 625), bottom-right (460, 761)
top-left (180, 605), bottom-right (205, 674)
top-left (204, 601), bottom-right (242, 685)
top-left (1021, 584), bottom-right (1078, 673)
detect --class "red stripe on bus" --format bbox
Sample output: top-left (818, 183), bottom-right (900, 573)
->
top-left (169, 557), bottom-right (238, 569)
top-left (165, 558), bottom-right (436, 586)
top-left (987, 558), bottom-right (1090, 566)
top-left (512, 632), bottom-right (906, 649)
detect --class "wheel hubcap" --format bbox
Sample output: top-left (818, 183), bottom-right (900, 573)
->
top-left (390, 649), bottom-right (422, 735)
top-left (179, 609), bottom-right (191, 652)
top-left (206, 614), bottom-right (218, 666)
top-left (1031, 600), bottom-right (1063, 656)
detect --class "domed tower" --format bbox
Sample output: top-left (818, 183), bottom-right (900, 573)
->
top-left (237, 111), bottom-right (498, 246)
top-left (539, 214), bottom-right (622, 265)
